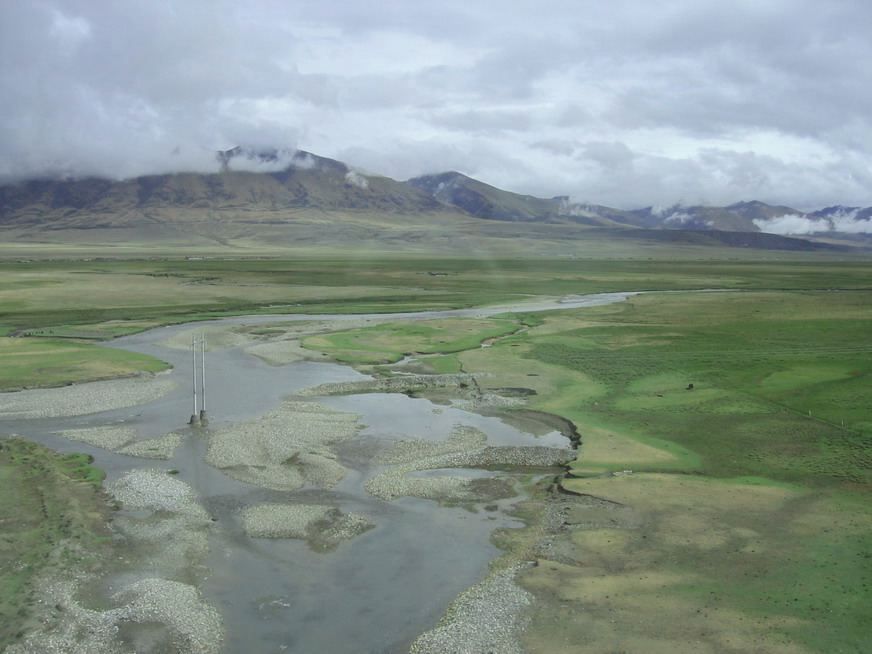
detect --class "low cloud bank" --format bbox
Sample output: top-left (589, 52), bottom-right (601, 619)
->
top-left (754, 212), bottom-right (872, 235)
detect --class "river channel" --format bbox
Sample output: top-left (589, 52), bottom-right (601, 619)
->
top-left (3, 292), bottom-right (639, 653)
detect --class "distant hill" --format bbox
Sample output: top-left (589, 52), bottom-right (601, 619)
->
top-left (407, 171), bottom-right (652, 229)
top-left (0, 148), bottom-right (863, 253)
top-left (603, 227), bottom-right (842, 251)
top-left (629, 200), bottom-right (872, 243)
top-left (0, 151), bottom-right (443, 229)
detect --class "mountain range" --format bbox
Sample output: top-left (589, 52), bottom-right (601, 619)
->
top-left (1, 148), bottom-right (869, 253)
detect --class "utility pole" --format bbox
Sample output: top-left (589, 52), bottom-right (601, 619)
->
top-left (189, 334), bottom-right (200, 425)
top-left (199, 333), bottom-right (208, 424)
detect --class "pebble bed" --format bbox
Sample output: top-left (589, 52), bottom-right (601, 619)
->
top-left (8, 471), bottom-right (222, 653)
top-left (409, 565), bottom-right (533, 654)
top-left (57, 425), bottom-right (137, 450)
top-left (240, 503), bottom-right (374, 550)
top-left (244, 339), bottom-right (319, 365)
top-left (204, 400), bottom-right (361, 491)
top-left (368, 472), bottom-right (515, 503)
top-left (5, 574), bottom-right (223, 654)
top-left (366, 425), bottom-right (574, 502)
top-left (453, 391), bottom-right (527, 411)
top-left (57, 426), bottom-right (183, 460)
top-left (0, 375), bottom-right (175, 419)
top-left (109, 469), bottom-right (211, 520)
top-left (158, 325), bottom-right (258, 351)
top-left (116, 432), bottom-right (183, 459)
top-left (108, 470), bottom-right (214, 582)
top-left (295, 373), bottom-right (489, 397)
top-left (110, 578), bottom-right (223, 653)
top-left (310, 512), bottom-right (374, 551)
top-left (373, 425), bottom-right (488, 465)
top-left (241, 503), bottom-right (333, 539)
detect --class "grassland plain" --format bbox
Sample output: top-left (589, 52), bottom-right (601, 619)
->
top-left (2, 255), bottom-right (870, 390)
top-left (301, 317), bottom-right (521, 363)
top-left (301, 287), bottom-right (870, 653)
top-left (1, 254), bottom-right (871, 653)
top-left (0, 338), bottom-right (169, 389)
top-left (460, 290), bottom-right (871, 654)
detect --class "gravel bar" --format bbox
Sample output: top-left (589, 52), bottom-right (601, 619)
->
top-left (116, 432), bottom-right (183, 459)
top-left (241, 503), bottom-right (333, 539)
top-left (245, 339), bottom-right (321, 365)
top-left (107, 470), bottom-right (213, 582)
top-left (158, 325), bottom-right (259, 351)
top-left (8, 471), bottom-right (222, 654)
top-left (241, 503), bottom-right (375, 551)
top-left (295, 373), bottom-right (489, 397)
top-left (57, 426), bottom-right (183, 460)
top-left (366, 426), bottom-right (574, 502)
top-left (6, 574), bottom-right (223, 654)
top-left (57, 425), bottom-right (137, 450)
top-left (0, 374), bottom-right (175, 420)
top-left (373, 425), bottom-right (488, 465)
top-left (204, 399), bottom-right (361, 491)
top-left (108, 469), bottom-right (211, 520)
top-left (409, 565), bottom-right (533, 654)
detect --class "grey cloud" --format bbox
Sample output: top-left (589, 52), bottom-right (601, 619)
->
top-left (428, 108), bottom-right (534, 134)
top-left (336, 142), bottom-right (484, 181)
top-left (529, 140), bottom-right (579, 157)
top-left (0, 0), bottom-right (310, 180)
top-left (553, 104), bottom-right (594, 129)
top-left (580, 142), bottom-right (635, 168)
top-left (1, 0), bottom-right (871, 211)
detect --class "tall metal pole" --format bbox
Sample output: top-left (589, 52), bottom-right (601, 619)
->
top-left (189, 334), bottom-right (199, 425)
top-left (199, 333), bottom-right (207, 422)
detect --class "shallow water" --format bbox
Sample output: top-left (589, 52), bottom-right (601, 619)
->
top-left (4, 292), bottom-right (633, 653)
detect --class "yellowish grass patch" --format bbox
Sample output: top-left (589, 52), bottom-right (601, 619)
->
top-left (573, 423), bottom-right (682, 466)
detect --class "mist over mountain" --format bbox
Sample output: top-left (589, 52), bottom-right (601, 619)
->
top-left (630, 201), bottom-right (872, 245)
top-left (0, 148), bottom-right (866, 252)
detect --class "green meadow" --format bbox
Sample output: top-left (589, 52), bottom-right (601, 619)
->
top-left (508, 290), bottom-right (872, 485)
top-left (0, 337), bottom-right (169, 389)
top-left (480, 291), bottom-right (869, 653)
top-left (1, 255), bottom-right (870, 390)
top-left (302, 318), bottom-right (520, 363)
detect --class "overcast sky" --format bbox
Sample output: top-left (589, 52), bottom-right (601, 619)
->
top-left (1, 0), bottom-right (871, 211)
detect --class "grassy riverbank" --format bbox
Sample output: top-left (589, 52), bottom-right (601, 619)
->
top-left (0, 437), bottom-right (113, 649)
